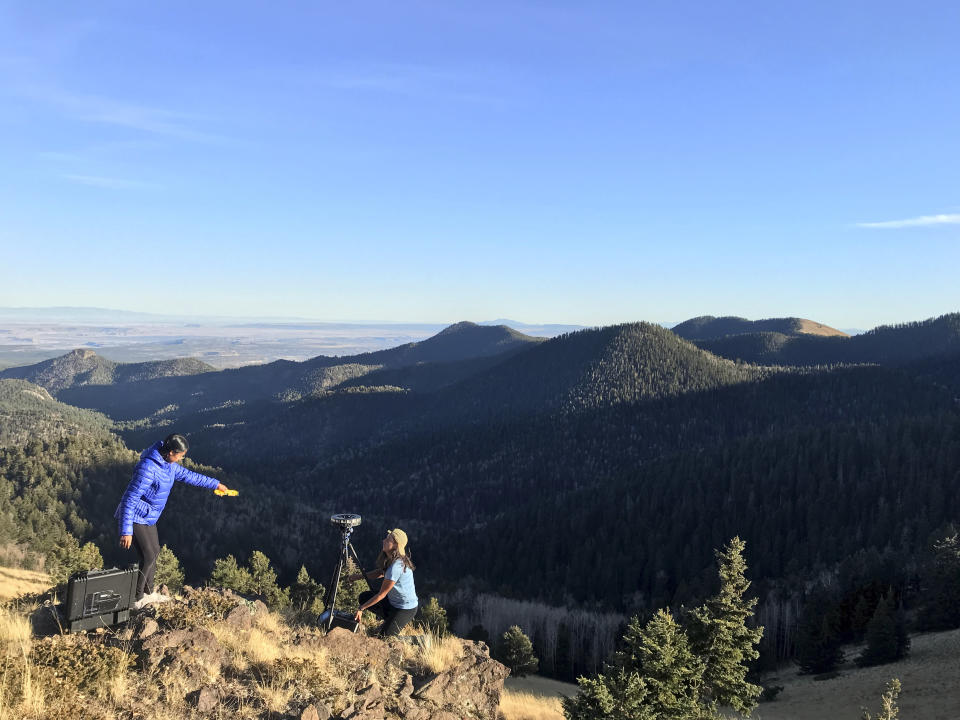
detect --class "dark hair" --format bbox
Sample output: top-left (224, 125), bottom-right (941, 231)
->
top-left (161, 433), bottom-right (189, 456)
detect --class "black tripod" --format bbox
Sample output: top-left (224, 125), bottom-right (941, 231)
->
top-left (318, 514), bottom-right (373, 631)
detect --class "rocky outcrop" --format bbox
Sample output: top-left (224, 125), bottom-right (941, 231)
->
top-left (119, 588), bottom-right (508, 719)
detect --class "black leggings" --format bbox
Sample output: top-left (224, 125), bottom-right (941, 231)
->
top-left (132, 523), bottom-right (160, 600)
top-left (358, 590), bottom-right (418, 637)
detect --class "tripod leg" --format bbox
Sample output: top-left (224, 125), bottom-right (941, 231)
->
top-left (321, 553), bottom-right (345, 631)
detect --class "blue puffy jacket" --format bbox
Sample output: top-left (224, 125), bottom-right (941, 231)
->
top-left (114, 441), bottom-right (219, 536)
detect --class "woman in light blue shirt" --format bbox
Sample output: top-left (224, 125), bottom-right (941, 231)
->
top-left (353, 528), bottom-right (419, 636)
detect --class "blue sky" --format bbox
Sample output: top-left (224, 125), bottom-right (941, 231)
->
top-left (1, 1), bottom-right (957, 328)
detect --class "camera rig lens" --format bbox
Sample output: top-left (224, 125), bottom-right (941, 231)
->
top-left (330, 513), bottom-right (362, 528)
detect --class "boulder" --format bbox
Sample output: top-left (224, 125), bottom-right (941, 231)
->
top-left (188, 685), bottom-right (219, 713)
top-left (140, 627), bottom-right (228, 690)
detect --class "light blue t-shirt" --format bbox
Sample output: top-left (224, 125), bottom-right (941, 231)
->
top-left (385, 558), bottom-right (418, 610)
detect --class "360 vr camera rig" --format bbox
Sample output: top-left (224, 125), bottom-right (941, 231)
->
top-left (317, 513), bottom-right (374, 633)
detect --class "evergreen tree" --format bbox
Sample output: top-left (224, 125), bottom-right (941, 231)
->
top-left (563, 667), bottom-right (652, 720)
top-left (417, 596), bottom-right (450, 637)
top-left (211, 554), bottom-right (253, 593)
top-left (155, 545), bottom-right (185, 592)
top-left (629, 609), bottom-right (705, 720)
top-left (686, 537), bottom-right (763, 715)
top-left (50, 540), bottom-right (104, 585)
top-left (248, 550), bottom-right (290, 609)
top-left (861, 678), bottom-right (901, 720)
top-left (917, 533), bottom-right (960, 631)
top-left (291, 565), bottom-right (324, 614)
top-left (498, 625), bottom-right (539, 677)
top-left (332, 558), bottom-right (367, 612)
top-left (857, 594), bottom-right (909, 667)
top-left (852, 595), bottom-right (875, 640)
top-left (795, 587), bottom-right (845, 674)
top-left (565, 609), bottom-right (704, 720)
top-left (466, 624), bottom-right (490, 644)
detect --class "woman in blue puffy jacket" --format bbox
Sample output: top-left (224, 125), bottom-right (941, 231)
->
top-left (115, 433), bottom-right (230, 606)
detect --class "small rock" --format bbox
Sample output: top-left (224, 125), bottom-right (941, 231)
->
top-left (188, 686), bottom-right (218, 713)
top-left (224, 604), bottom-right (253, 630)
top-left (136, 617), bottom-right (159, 640)
top-left (339, 703), bottom-right (355, 719)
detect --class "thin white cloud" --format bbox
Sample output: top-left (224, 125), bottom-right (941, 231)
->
top-left (11, 83), bottom-right (227, 143)
top-left (62, 174), bottom-right (156, 190)
top-left (856, 214), bottom-right (960, 229)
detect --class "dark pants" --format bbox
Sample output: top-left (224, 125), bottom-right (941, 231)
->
top-left (132, 523), bottom-right (160, 601)
top-left (358, 590), bottom-right (418, 637)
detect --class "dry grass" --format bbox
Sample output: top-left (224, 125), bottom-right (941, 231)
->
top-left (500, 688), bottom-right (566, 720)
top-left (0, 567), bottom-right (50, 602)
top-left (749, 628), bottom-right (960, 720)
top-left (401, 631), bottom-right (465, 675)
top-left (502, 675), bottom-right (576, 720)
top-left (0, 604), bottom-right (45, 720)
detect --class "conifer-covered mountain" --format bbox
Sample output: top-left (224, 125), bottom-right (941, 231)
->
top-left (52, 322), bottom-right (542, 421)
top-left (0, 349), bottom-right (215, 392)
top-left (672, 315), bottom-right (847, 340)
top-left (153, 321), bottom-right (768, 464)
top-left (694, 313), bottom-right (960, 366)
top-left (0, 378), bottom-right (113, 445)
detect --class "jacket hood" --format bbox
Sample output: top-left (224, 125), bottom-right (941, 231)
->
top-left (141, 441), bottom-right (166, 464)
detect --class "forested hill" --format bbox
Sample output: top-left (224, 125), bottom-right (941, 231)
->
top-left (694, 312), bottom-right (960, 366)
top-left (423, 321), bottom-right (765, 417)
top-left (0, 378), bottom-right (112, 445)
top-left (0, 348), bottom-right (215, 392)
top-left (672, 315), bottom-right (847, 340)
top-left (53, 321), bottom-right (541, 420)
top-left (170, 321), bottom-right (769, 464)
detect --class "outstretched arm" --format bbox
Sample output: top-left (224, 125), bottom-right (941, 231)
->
top-left (173, 463), bottom-right (222, 490)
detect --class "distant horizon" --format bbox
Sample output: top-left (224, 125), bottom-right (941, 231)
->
top-left (4, 302), bottom-right (952, 334)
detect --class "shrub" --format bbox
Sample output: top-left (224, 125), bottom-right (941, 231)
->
top-left (30, 635), bottom-right (132, 695)
top-left (155, 545), bottom-right (185, 592)
top-left (497, 625), bottom-right (539, 678)
top-left (417, 597), bottom-right (450, 637)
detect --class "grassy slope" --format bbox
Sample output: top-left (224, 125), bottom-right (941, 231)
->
top-left (500, 630), bottom-right (960, 720)
top-left (0, 566), bottom-right (51, 601)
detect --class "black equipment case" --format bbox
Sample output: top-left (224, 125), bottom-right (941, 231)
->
top-left (63, 565), bottom-right (138, 632)
top-left (329, 610), bottom-right (361, 633)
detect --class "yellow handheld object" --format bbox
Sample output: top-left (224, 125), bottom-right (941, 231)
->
top-left (214, 488), bottom-right (239, 497)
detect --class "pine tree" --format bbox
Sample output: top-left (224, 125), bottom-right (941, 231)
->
top-left (917, 533), bottom-right (960, 631)
top-left (861, 678), bottom-right (901, 720)
top-left (291, 565), bottom-right (324, 613)
top-left (498, 625), bottom-right (539, 677)
top-left (248, 550), bottom-right (290, 609)
top-left (155, 545), bottom-right (185, 592)
top-left (466, 624), bottom-right (490, 644)
top-left (563, 667), bottom-right (652, 720)
top-left (211, 554), bottom-right (253, 593)
top-left (852, 595), bottom-right (875, 640)
top-left (565, 609), bottom-right (704, 720)
top-left (630, 609), bottom-right (705, 720)
top-left (857, 594), bottom-right (909, 667)
top-left (686, 536), bottom-right (763, 714)
top-left (795, 587), bottom-right (845, 674)
top-left (418, 596), bottom-right (450, 636)
top-left (332, 558), bottom-right (367, 612)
